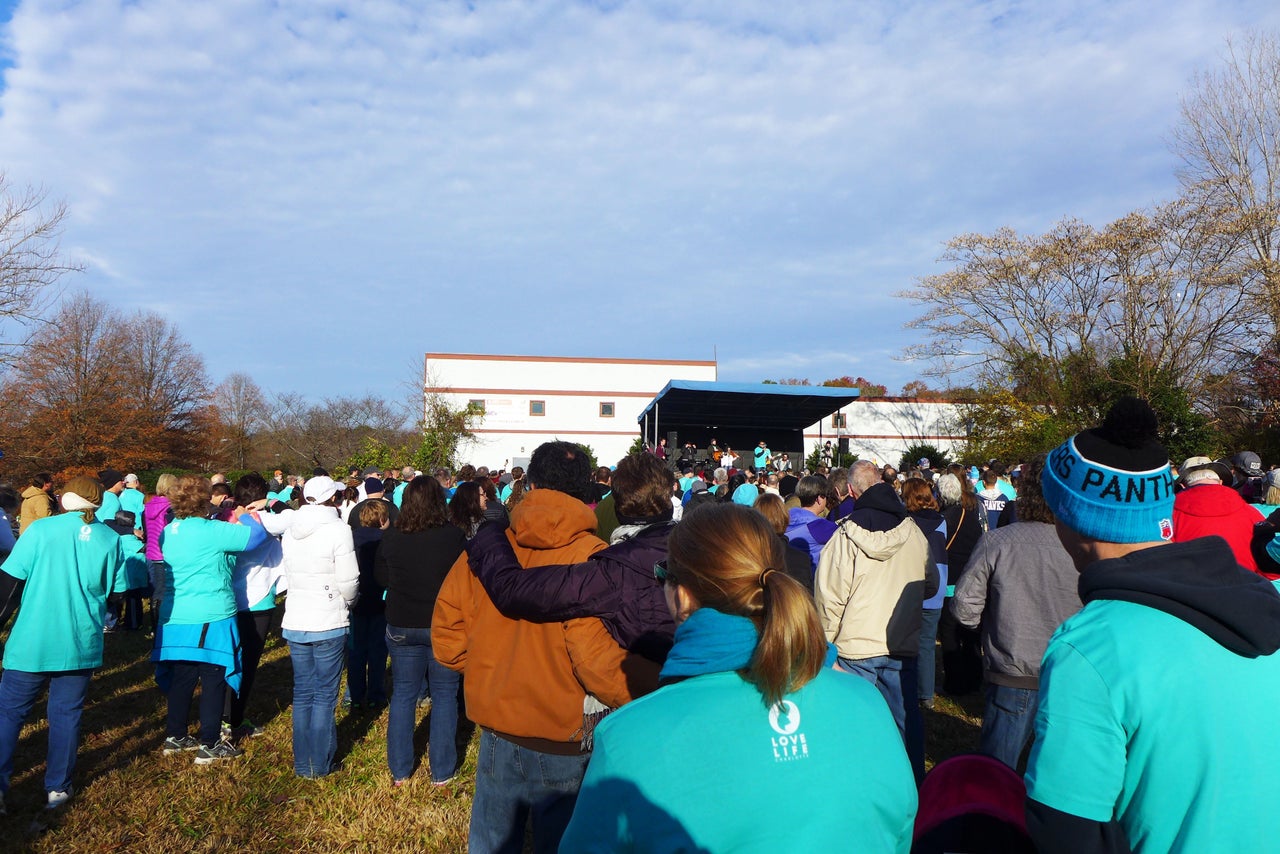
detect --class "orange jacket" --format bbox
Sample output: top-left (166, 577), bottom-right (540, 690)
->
top-left (432, 488), bottom-right (653, 747)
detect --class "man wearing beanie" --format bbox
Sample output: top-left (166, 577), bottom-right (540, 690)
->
top-left (1027, 398), bottom-right (1280, 852)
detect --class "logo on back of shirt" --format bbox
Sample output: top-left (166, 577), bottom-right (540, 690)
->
top-left (768, 700), bottom-right (809, 762)
top-left (79, 525), bottom-right (92, 541)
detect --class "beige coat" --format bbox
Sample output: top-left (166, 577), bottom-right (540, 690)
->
top-left (815, 517), bottom-right (930, 659)
top-left (19, 485), bottom-right (56, 535)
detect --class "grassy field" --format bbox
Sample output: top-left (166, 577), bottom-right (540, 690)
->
top-left (0, 629), bottom-right (984, 853)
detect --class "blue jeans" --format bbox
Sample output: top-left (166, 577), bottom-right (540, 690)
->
top-left (918, 608), bottom-right (942, 703)
top-left (837, 654), bottom-right (924, 781)
top-left (979, 683), bottom-right (1040, 769)
top-left (0, 669), bottom-right (92, 795)
top-left (386, 625), bottom-right (460, 782)
top-left (468, 728), bottom-right (590, 854)
top-left (347, 613), bottom-right (388, 705)
top-left (288, 636), bottom-right (346, 778)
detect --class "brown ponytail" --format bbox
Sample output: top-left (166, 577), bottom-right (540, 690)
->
top-left (668, 504), bottom-right (827, 706)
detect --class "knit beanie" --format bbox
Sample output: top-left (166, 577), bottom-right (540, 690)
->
top-left (1041, 397), bottom-right (1175, 544)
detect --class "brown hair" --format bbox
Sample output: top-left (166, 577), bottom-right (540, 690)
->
top-left (901, 478), bottom-right (938, 512)
top-left (612, 453), bottom-right (673, 518)
top-left (1015, 455), bottom-right (1055, 525)
top-left (752, 492), bottom-right (789, 535)
top-left (666, 504), bottom-right (826, 707)
top-left (360, 500), bottom-right (390, 529)
top-left (505, 479), bottom-right (527, 509)
top-left (398, 476), bottom-right (449, 533)
top-left (169, 475), bottom-right (212, 519)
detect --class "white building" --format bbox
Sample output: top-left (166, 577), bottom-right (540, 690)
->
top-left (425, 352), bottom-right (966, 470)
top-left (424, 352), bottom-right (718, 468)
top-left (811, 398), bottom-right (967, 467)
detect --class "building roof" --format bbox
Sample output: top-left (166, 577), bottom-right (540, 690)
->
top-left (637, 380), bottom-right (859, 431)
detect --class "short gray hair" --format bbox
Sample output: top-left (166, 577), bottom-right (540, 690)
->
top-left (849, 460), bottom-right (879, 495)
top-left (936, 473), bottom-right (963, 507)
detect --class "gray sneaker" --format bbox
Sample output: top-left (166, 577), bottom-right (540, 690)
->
top-left (194, 740), bottom-right (244, 765)
top-left (162, 735), bottom-right (200, 754)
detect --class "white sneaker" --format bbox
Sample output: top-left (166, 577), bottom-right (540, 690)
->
top-left (46, 788), bottom-right (72, 809)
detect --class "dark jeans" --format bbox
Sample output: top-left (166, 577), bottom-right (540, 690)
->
top-left (166, 661), bottom-right (227, 747)
top-left (348, 612), bottom-right (388, 705)
top-left (469, 729), bottom-right (590, 854)
top-left (0, 669), bottom-right (92, 795)
top-left (979, 683), bottom-right (1040, 769)
top-left (939, 606), bottom-right (983, 695)
top-left (386, 624), bottom-right (460, 782)
top-left (225, 609), bottom-right (272, 727)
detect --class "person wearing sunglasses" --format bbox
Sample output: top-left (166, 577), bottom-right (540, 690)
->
top-left (560, 503), bottom-right (917, 852)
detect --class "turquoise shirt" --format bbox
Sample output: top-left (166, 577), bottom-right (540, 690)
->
top-left (96, 490), bottom-right (122, 524)
top-left (120, 488), bottom-right (146, 525)
top-left (2, 514), bottom-right (127, 672)
top-left (392, 481), bottom-right (407, 508)
top-left (159, 517), bottom-right (254, 625)
top-left (561, 668), bottom-right (917, 852)
top-left (1027, 599), bottom-right (1280, 850)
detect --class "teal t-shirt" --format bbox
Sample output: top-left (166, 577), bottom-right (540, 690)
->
top-left (159, 517), bottom-right (253, 625)
top-left (753, 446), bottom-right (770, 469)
top-left (1027, 599), bottom-right (1280, 850)
top-left (120, 532), bottom-right (149, 590)
top-left (561, 668), bottom-right (917, 852)
top-left (96, 490), bottom-right (122, 524)
top-left (120, 488), bottom-right (146, 525)
top-left (2, 513), bottom-right (127, 672)
top-left (393, 481), bottom-right (407, 509)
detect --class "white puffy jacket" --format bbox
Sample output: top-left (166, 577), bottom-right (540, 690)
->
top-left (278, 504), bottom-right (358, 633)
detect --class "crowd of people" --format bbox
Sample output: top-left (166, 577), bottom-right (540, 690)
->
top-left (0, 411), bottom-right (1278, 851)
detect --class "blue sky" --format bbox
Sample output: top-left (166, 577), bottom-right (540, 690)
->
top-left (1, 0), bottom-right (1277, 409)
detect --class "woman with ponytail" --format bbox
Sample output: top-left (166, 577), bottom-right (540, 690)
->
top-left (560, 503), bottom-right (917, 853)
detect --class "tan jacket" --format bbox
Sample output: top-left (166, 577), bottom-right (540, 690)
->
top-left (19, 486), bottom-right (56, 535)
top-left (432, 489), bottom-right (647, 750)
top-left (815, 517), bottom-right (930, 659)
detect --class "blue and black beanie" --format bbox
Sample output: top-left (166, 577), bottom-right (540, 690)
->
top-left (1041, 397), bottom-right (1175, 543)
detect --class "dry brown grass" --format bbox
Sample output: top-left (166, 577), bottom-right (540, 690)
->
top-left (0, 633), bottom-right (983, 852)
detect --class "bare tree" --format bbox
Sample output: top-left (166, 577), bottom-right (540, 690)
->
top-left (261, 393), bottom-right (410, 472)
top-left (1172, 31), bottom-right (1280, 330)
top-left (900, 196), bottom-right (1254, 408)
top-left (212, 372), bottom-right (266, 469)
top-left (0, 175), bottom-right (83, 361)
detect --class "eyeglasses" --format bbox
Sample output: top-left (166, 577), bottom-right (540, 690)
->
top-left (653, 559), bottom-right (676, 584)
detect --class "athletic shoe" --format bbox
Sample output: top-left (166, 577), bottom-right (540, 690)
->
top-left (162, 735), bottom-right (200, 754)
top-left (392, 778), bottom-right (408, 789)
top-left (46, 788), bottom-right (73, 809)
top-left (193, 740), bottom-right (244, 765)
top-left (432, 777), bottom-right (455, 787)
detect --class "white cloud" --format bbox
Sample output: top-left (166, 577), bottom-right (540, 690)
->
top-left (0, 0), bottom-right (1277, 402)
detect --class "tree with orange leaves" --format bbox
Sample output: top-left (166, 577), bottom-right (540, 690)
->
top-left (0, 292), bottom-right (212, 481)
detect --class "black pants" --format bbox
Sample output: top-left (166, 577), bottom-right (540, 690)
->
top-left (166, 661), bottom-right (226, 746)
top-left (224, 609), bottom-right (272, 727)
top-left (938, 605), bottom-right (984, 695)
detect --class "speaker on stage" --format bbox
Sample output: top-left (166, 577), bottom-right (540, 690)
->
top-left (667, 431), bottom-right (679, 448)
top-left (838, 438), bottom-right (849, 455)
